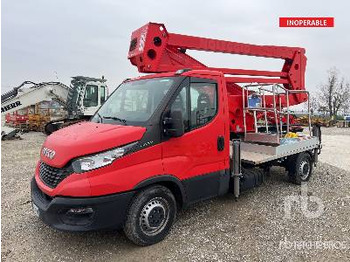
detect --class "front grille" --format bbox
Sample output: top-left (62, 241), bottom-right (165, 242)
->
top-left (39, 162), bottom-right (72, 188)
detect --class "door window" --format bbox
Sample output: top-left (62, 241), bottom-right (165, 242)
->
top-left (190, 83), bottom-right (217, 129)
top-left (168, 81), bottom-right (218, 132)
top-left (100, 86), bottom-right (106, 104)
top-left (83, 85), bottom-right (98, 107)
top-left (170, 87), bottom-right (189, 131)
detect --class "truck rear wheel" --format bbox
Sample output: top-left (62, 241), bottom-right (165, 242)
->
top-left (124, 185), bottom-right (177, 246)
top-left (288, 152), bottom-right (313, 185)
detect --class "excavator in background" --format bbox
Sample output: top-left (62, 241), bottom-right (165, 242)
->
top-left (44, 76), bottom-right (108, 134)
top-left (1, 76), bottom-right (108, 139)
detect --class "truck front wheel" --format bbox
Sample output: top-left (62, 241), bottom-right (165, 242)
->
top-left (288, 152), bottom-right (313, 185)
top-left (124, 185), bottom-right (177, 246)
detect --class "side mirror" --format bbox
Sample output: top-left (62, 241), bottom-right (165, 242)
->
top-left (164, 110), bottom-right (184, 137)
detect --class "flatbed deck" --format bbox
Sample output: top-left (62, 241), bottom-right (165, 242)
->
top-left (236, 137), bottom-right (319, 165)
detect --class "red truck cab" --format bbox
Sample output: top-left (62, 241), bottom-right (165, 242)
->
top-left (32, 69), bottom-right (234, 245)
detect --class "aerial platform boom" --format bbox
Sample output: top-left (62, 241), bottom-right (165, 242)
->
top-left (128, 22), bottom-right (307, 106)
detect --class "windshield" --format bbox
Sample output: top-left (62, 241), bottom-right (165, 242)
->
top-left (92, 77), bottom-right (175, 124)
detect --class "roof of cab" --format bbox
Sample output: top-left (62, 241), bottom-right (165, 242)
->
top-left (126, 69), bottom-right (224, 82)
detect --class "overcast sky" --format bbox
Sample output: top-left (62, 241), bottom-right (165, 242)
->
top-left (2, 0), bottom-right (349, 94)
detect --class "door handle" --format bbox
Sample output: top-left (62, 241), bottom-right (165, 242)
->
top-left (217, 136), bottom-right (225, 151)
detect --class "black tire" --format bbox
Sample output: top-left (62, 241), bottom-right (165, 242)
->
top-left (44, 122), bottom-right (60, 135)
top-left (287, 152), bottom-right (313, 185)
top-left (124, 185), bottom-right (177, 246)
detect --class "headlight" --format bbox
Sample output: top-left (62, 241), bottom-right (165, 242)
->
top-left (72, 142), bottom-right (137, 173)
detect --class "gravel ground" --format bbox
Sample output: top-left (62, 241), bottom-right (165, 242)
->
top-left (319, 127), bottom-right (350, 170)
top-left (1, 128), bottom-right (350, 261)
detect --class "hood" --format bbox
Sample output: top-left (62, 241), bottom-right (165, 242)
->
top-left (41, 122), bottom-right (146, 167)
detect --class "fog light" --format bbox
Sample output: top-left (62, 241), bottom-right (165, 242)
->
top-left (67, 207), bottom-right (94, 215)
top-left (62, 207), bottom-right (94, 226)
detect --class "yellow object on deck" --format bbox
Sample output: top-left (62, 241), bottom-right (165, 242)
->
top-left (285, 132), bottom-right (298, 138)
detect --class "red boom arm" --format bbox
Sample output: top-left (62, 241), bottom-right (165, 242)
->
top-left (128, 22), bottom-right (307, 106)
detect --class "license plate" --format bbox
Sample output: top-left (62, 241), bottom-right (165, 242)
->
top-left (32, 203), bottom-right (40, 217)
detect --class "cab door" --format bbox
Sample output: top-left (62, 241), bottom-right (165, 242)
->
top-left (161, 76), bottom-right (229, 204)
top-left (83, 84), bottom-right (107, 116)
top-left (98, 85), bottom-right (107, 106)
top-left (83, 84), bottom-right (100, 116)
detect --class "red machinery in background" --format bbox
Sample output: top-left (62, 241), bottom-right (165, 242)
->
top-left (5, 111), bottom-right (29, 128)
top-left (128, 22), bottom-right (307, 133)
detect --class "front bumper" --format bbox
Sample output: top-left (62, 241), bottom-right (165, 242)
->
top-left (31, 178), bottom-right (135, 231)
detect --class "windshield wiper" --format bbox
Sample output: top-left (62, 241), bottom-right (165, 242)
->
top-left (102, 116), bottom-right (127, 124)
top-left (96, 112), bottom-right (103, 123)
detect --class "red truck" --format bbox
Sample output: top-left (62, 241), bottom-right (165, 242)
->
top-left (31, 23), bottom-right (321, 246)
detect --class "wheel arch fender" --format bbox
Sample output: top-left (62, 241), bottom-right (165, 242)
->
top-left (134, 175), bottom-right (187, 208)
